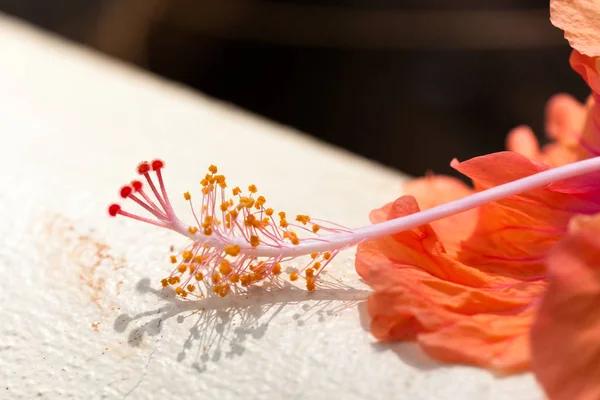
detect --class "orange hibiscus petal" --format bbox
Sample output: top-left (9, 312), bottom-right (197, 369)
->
top-left (506, 125), bottom-right (542, 161)
top-left (451, 153), bottom-right (599, 275)
top-left (418, 313), bottom-right (532, 373)
top-left (544, 93), bottom-right (587, 142)
top-left (570, 51), bottom-right (600, 156)
top-left (356, 194), bottom-right (546, 373)
top-left (570, 50), bottom-right (600, 96)
top-left (531, 214), bottom-right (600, 400)
top-left (453, 152), bottom-right (600, 217)
top-left (356, 150), bottom-right (600, 374)
top-left (550, 0), bottom-right (600, 57)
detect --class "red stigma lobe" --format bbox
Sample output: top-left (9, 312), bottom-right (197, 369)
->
top-left (137, 162), bottom-right (150, 174)
top-left (151, 159), bottom-right (164, 171)
top-left (120, 185), bottom-right (133, 198)
top-left (108, 204), bottom-right (121, 217)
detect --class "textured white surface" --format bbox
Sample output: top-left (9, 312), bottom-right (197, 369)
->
top-left (0, 14), bottom-right (545, 400)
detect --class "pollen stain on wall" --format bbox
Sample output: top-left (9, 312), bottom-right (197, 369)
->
top-left (36, 213), bottom-right (126, 330)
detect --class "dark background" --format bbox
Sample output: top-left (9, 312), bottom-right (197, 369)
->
top-left (0, 0), bottom-right (589, 177)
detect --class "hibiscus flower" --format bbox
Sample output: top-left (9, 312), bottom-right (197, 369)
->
top-left (356, 1), bottom-right (600, 397)
top-left (356, 150), bottom-right (600, 373)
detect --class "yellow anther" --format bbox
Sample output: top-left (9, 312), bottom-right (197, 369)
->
top-left (245, 215), bottom-right (257, 226)
top-left (215, 175), bottom-right (226, 188)
top-left (240, 274), bottom-right (260, 286)
top-left (203, 227), bottom-right (213, 236)
top-left (284, 231), bottom-right (299, 245)
top-left (229, 209), bottom-right (239, 219)
top-left (240, 274), bottom-right (253, 286)
top-left (248, 184), bottom-right (257, 193)
top-left (208, 165), bottom-right (218, 174)
top-left (220, 203), bottom-right (229, 212)
top-left (296, 215), bottom-right (311, 225)
top-left (202, 187), bottom-right (209, 195)
top-left (224, 244), bottom-right (241, 257)
top-left (323, 252), bottom-right (331, 260)
top-left (175, 287), bottom-right (184, 295)
top-left (311, 253), bottom-right (318, 259)
top-left (289, 271), bottom-right (299, 281)
top-left (272, 263), bottom-right (282, 275)
top-left (170, 255), bottom-right (178, 264)
top-left (187, 284), bottom-right (196, 292)
top-left (200, 179), bottom-right (208, 186)
top-left (253, 271), bottom-right (264, 281)
top-left (161, 278), bottom-right (168, 287)
top-left (265, 208), bottom-right (274, 216)
top-left (220, 285), bottom-right (230, 297)
top-left (193, 255), bottom-right (205, 264)
top-left (168, 276), bottom-right (177, 285)
top-left (183, 191), bottom-right (191, 200)
top-left (250, 235), bottom-right (260, 247)
top-left (306, 277), bottom-right (316, 291)
top-left (194, 272), bottom-right (204, 281)
top-left (212, 273), bottom-right (222, 283)
top-left (238, 196), bottom-right (255, 209)
top-left (212, 284), bottom-right (230, 297)
top-left (233, 187), bottom-right (241, 196)
top-left (254, 195), bottom-right (266, 209)
top-left (313, 262), bottom-right (322, 270)
top-left (280, 219), bottom-right (289, 228)
top-left (182, 250), bottom-right (193, 262)
top-left (202, 216), bottom-right (213, 227)
top-left (312, 224), bottom-right (320, 233)
top-left (278, 211), bottom-right (286, 219)
top-left (178, 264), bottom-right (188, 273)
top-left (219, 260), bottom-right (233, 275)
top-left (283, 231), bottom-right (297, 241)
top-left (305, 268), bottom-right (314, 278)
top-left (229, 273), bottom-right (240, 283)
top-left (188, 226), bottom-right (198, 234)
